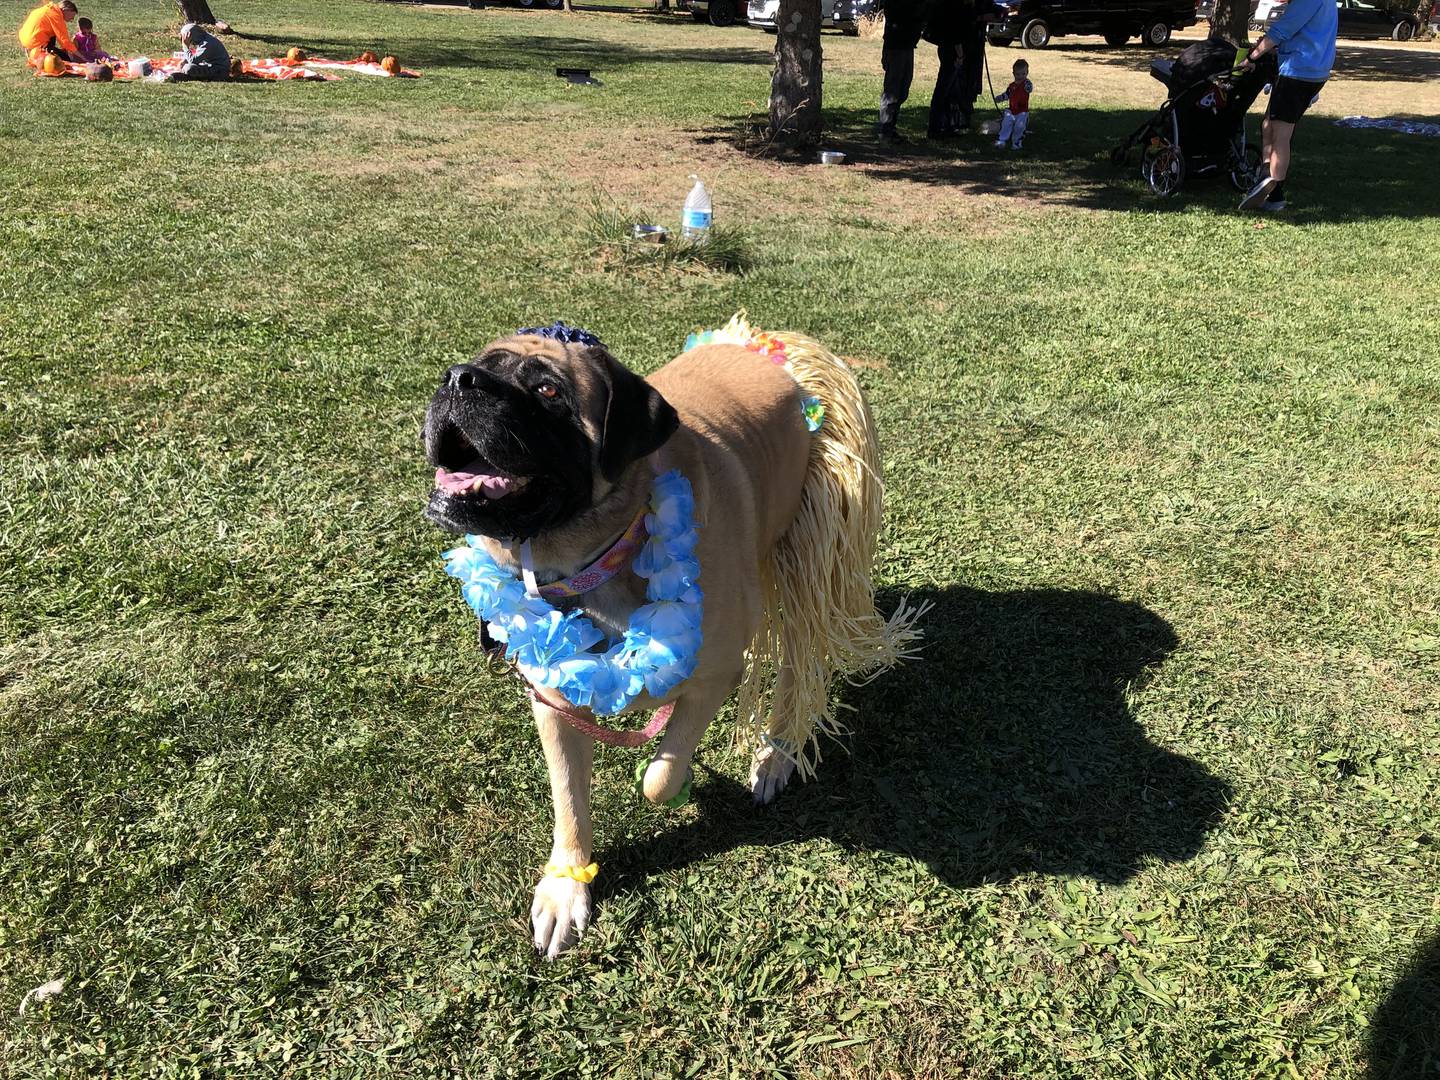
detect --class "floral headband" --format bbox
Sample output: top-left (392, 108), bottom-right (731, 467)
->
top-left (514, 321), bottom-right (606, 349)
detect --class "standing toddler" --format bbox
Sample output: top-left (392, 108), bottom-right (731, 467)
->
top-left (994, 59), bottom-right (1033, 149)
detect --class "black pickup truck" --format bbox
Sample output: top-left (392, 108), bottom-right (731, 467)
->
top-left (988, 0), bottom-right (1200, 47)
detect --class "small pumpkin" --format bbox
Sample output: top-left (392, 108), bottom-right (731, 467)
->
top-left (286, 46), bottom-right (306, 62)
top-left (229, 57), bottom-right (243, 78)
top-left (42, 52), bottom-right (66, 75)
top-left (358, 50), bottom-right (378, 64)
top-left (380, 55), bottom-right (399, 74)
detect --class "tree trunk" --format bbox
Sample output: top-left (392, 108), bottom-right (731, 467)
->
top-left (769, 0), bottom-right (823, 144)
top-left (1413, 0), bottom-right (1433, 37)
top-left (177, 0), bottom-right (217, 25)
top-left (1212, 0), bottom-right (1252, 43)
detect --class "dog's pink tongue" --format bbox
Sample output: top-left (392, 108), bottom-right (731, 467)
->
top-left (435, 468), bottom-right (476, 496)
top-left (435, 468), bottom-right (520, 499)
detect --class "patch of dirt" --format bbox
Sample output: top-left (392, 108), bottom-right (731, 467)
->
top-left (281, 28), bottom-right (1439, 232)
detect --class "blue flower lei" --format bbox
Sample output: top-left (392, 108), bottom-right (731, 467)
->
top-left (442, 470), bottom-right (702, 715)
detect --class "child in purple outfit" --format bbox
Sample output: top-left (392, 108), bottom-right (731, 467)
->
top-left (72, 17), bottom-right (111, 61)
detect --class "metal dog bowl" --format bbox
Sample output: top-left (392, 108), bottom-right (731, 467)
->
top-left (819, 150), bottom-right (846, 165)
top-left (630, 224), bottom-right (669, 244)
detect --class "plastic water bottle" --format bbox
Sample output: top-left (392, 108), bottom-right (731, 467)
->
top-left (682, 175), bottom-right (712, 239)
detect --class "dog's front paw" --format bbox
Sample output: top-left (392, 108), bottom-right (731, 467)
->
top-left (530, 874), bottom-right (591, 960)
top-left (749, 743), bottom-right (796, 805)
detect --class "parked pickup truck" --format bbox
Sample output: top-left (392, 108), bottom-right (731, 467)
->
top-left (988, 0), bottom-right (1200, 47)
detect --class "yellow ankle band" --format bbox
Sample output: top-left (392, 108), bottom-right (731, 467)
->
top-left (544, 861), bottom-right (598, 884)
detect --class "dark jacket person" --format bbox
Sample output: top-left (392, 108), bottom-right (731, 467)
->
top-left (925, 2), bottom-right (965, 137)
top-left (169, 21), bottom-right (229, 81)
top-left (877, 0), bottom-right (930, 143)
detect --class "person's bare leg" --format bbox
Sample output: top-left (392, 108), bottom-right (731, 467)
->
top-left (1267, 118), bottom-right (1295, 183)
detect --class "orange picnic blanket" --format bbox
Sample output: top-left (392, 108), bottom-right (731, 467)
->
top-left (298, 56), bottom-right (421, 78)
top-left (32, 53), bottom-right (420, 80)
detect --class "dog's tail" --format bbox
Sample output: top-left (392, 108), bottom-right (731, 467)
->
top-left (731, 322), bottom-right (928, 779)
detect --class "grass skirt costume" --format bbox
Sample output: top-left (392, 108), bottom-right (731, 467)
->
top-left (684, 315), bottom-right (926, 778)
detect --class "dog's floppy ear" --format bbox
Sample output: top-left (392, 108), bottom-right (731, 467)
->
top-left (592, 346), bottom-right (679, 483)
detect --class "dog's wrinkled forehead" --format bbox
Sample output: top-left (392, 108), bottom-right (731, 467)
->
top-left (474, 334), bottom-right (607, 433)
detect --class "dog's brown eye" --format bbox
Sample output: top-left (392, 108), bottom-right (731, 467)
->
top-left (536, 383), bottom-right (559, 399)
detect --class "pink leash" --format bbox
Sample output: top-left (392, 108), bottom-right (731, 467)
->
top-left (527, 688), bottom-right (675, 747)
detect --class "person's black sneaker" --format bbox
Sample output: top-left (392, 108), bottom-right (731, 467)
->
top-left (878, 128), bottom-right (909, 145)
top-left (1260, 197), bottom-right (1287, 212)
top-left (1239, 174), bottom-right (1277, 210)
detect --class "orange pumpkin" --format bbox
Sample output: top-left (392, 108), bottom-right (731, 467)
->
top-left (229, 57), bottom-right (243, 78)
top-left (42, 53), bottom-right (66, 76)
top-left (286, 46), bottom-right (306, 62)
top-left (358, 50), bottom-right (378, 64)
top-left (380, 55), bottom-right (399, 74)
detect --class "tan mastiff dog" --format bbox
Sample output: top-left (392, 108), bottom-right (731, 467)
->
top-left (422, 316), bottom-right (920, 958)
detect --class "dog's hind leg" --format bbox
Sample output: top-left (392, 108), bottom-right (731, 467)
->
top-left (639, 673), bottom-right (738, 804)
top-left (748, 663), bottom-right (800, 805)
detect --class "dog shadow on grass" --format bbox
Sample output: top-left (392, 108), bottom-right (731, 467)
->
top-left (1367, 928), bottom-right (1440, 1079)
top-left (600, 585), bottom-right (1230, 892)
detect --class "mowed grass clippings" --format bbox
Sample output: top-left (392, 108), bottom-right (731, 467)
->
top-left (2, 1), bottom-right (1439, 1076)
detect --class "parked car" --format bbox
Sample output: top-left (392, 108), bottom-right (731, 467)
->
top-left (988, 0), bottom-right (1199, 46)
top-left (690, 0), bottom-right (746, 25)
top-left (747, 0), bottom-right (865, 34)
top-left (1198, 0), bottom-right (1423, 39)
top-left (1263, 0), bottom-right (1422, 38)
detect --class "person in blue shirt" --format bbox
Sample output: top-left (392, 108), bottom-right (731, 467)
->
top-left (1237, 0), bottom-right (1338, 211)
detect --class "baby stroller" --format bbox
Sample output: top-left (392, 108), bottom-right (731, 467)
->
top-left (1111, 37), bottom-right (1278, 197)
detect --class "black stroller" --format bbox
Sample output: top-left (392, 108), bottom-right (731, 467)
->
top-left (1112, 37), bottom-right (1278, 197)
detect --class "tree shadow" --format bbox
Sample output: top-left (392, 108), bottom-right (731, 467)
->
top-left (1023, 39), bottom-right (1440, 82)
top-left (249, 28), bottom-right (772, 72)
top-left (1369, 929), bottom-right (1440, 1079)
top-left (1330, 41), bottom-right (1440, 81)
top-left (697, 100), bottom-right (1440, 221)
top-left (599, 585), bottom-right (1230, 894)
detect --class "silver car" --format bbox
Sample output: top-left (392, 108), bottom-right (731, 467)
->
top-left (746, 0), bottom-right (865, 34)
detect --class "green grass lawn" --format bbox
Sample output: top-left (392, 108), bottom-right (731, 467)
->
top-left (2, 1), bottom-right (1439, 1076)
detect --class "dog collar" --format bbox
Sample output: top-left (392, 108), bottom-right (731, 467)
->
top-left (517, 505), bottom-right (650, 601)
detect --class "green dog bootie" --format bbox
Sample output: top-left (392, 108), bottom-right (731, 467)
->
top-left (634, 758), bottom-right (693, 808)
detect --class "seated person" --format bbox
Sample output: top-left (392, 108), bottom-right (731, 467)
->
top-left (72, 16), bottom-right (110, 61)
top-left (17, 0), bottom-right (82, 66)
top-left (166, 21), bottom-right (229, 80)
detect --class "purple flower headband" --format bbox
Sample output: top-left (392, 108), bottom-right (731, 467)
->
top-left (515, 321), bottom-right (606, 349)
